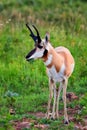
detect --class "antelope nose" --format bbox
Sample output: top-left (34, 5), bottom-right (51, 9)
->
top-left (25, 56), bottom-right (29, 61)
top-left (26, 58), bottom-right (29, 61)
top-left (26, 57), bottom-right (29, 61)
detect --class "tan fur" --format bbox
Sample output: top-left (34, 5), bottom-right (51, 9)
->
top-left (55, 46), bottom-right (75, 77)
top-left (42, 45), bottom-right (75, 77)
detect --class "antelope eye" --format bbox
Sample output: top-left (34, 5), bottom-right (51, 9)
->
top-left (38, 45), bottom-right (43, 49)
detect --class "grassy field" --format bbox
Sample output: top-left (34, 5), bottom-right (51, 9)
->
top-left (0, 0), bottom-right (87, 129)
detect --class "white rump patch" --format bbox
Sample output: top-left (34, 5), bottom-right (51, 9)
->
top-left (71, 64), bottom-right (75, 73)
top-left (44, 54), bottom-right (53, 66)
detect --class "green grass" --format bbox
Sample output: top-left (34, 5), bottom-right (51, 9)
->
top-left (0, 0), bottom-right (87, 129)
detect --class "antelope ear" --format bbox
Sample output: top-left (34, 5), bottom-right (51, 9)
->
top-left (45, 32), bottom-right (50, 43)
top-left (43, 32), bottom-right (50, 51)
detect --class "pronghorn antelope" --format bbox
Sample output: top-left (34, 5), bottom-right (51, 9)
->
top-left (25, 24), bottom-right (75, 124)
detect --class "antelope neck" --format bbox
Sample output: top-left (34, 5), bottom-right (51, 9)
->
top-left (42, 48), bottom-right (55, 68)
top-left (44, 54), bottom-right (53, 66)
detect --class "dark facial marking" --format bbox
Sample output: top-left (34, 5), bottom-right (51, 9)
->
top-left (45, 35), bottom-right (48, 42)
top-left (38, 45), bottom-right (43, 49)
top-left (43, 49), bottom-right (48, 57)
top-left (26, 48), bottom-right (36, 60)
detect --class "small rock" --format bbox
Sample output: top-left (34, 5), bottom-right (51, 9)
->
top-left (34, 124), bottom-right (49, 129)
top-left (82, 126), bottom-right (87, 130)
top-left (9, 108), bottom-right (15, 115)
top-left (74, 125), bottom-right (83, 130)
top-left (66, 92), bottom-right (78, 101)
top-left (83, 119), bottom-right (87, 125)
top-left (16, 121), bottom-right (30, 130)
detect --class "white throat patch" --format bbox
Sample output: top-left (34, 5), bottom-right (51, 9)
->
top-left (44, 54), bottom-right (53, 66)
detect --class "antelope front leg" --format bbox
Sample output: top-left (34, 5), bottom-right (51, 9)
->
top-left (46, 78), bottom-right (53, 119)
top-left (51, 84), bottom-right (56, 119)
top-left (56, 83), bottom-right (63, 119)
top-left (62, 79), bottom-right (69, 124)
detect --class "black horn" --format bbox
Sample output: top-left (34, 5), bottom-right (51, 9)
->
top-left (26, 23), bottom-right (41, 44)
top-left (26, 23), bottom-right (35, 38)
top-left (32, 25), bottom-right (40, 36)
top-left (32, 25), bottom-right (41, 43)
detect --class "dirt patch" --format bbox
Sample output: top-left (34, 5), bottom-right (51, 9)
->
top-left (13, 116), bottom-right (49, 130)
top-left (12, 109), bottom-right (87, 130)
top-left (29, 111), bottom-right (45, 118)
top-left (12, 93), bottom-right (87, 130)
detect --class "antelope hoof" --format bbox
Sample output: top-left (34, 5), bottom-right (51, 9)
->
top-left (51, 116), bottom-right (55, 120)
top-left (46, 112), bottom-right (52, 119)
top-left (50, 113), bottom-right (56, 120)
top-left (64, 120), bottom-right (69, 125)
top-left (55, 112), bottom-right (59, 119)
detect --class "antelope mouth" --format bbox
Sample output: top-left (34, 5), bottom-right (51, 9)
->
top-left (26, 58), bottom-right (34, 63)
top-left (25, 48), bottom-right (36, 62)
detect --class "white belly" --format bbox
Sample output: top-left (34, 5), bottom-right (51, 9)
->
top-left (47, 64), bottom-right (65, 82)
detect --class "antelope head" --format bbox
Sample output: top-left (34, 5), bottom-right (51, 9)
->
top-left (25, 24), bottom-right (50, 61)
